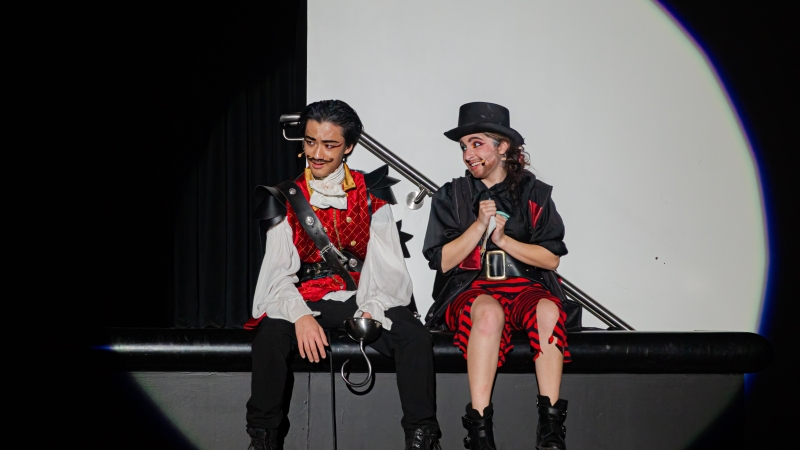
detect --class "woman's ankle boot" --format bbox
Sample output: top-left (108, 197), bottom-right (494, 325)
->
top-left (536, 395), bottom-right (567, 450)
top-left (461, 402), bottom-right (497, 450)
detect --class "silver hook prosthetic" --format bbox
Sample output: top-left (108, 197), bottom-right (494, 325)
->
top-left (339, 317), bottom-right (382, 389)
top-left (340, 341), bottom-right (373, 388)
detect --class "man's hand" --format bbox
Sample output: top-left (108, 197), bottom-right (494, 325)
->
top-left (361, 312), bottom-right (372, 319)
top-left (295, 315), bottom-right (328, 363)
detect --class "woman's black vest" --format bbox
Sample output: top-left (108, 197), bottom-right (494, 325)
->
top-left (424, 176), bottom-right (582, 331)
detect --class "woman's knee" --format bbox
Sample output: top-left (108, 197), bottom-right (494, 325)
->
top-left (536, 299), bottom-right (560, 333)
top-left (471, 295), bottom-right (505, 335)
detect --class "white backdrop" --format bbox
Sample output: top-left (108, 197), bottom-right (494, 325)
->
top-left (307, 0), bottom-right (767, 331)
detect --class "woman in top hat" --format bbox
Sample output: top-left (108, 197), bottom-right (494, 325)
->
top-left (423, 102), bottom-right (572, 450)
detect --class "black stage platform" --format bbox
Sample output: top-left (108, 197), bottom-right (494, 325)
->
top-left (97, 328), bottom-right (771, 374)
top-left (89, 328), bottom-right (771, 449)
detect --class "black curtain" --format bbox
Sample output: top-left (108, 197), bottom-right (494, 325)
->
top-left (82, 1), bottom-right (307, 329)
top-left (50, 4), bottom-right (307, 447)
top-left (171, 12), bottom-right (307, 329)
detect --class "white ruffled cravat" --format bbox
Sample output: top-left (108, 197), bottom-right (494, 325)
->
top-left (308, 163), bottom-right (348, 210)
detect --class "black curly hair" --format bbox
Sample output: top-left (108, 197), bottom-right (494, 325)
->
top-left (484, 132), bottom-right (531, 206)
top-left (299, 99), bottom-right (363, 150)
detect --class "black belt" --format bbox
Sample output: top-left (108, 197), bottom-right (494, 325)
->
top-left (480, 250), bottom-right (545, 283)
top-left (272, 181), bottom-right (359, 291)
top-left (299, 252), bottom-right (364, 283)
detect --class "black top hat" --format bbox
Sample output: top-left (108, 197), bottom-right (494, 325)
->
top-left (444, 102), bottom-right (525, 146)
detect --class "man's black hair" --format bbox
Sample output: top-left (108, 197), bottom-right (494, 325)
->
top-left (299, 100), bottom-right (363, 150)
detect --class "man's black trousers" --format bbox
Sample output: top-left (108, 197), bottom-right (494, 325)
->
top-left (246, 296), bottom-right (439, 433)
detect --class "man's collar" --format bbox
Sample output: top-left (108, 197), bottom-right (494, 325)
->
top-left (304, 163), bottom-right (357, 211)
top-left (342, 164), bottom-right (356, 191)
top-left (304, 163), bottom-right (357, 193)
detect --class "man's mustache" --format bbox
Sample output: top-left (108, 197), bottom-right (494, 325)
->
top-left (307, 155), bottom-right (335, 163)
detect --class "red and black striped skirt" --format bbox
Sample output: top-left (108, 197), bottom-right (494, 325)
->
top-left (445, 277), bottom-right (572, 367)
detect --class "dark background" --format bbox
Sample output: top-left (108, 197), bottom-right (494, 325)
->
top-left (655, 3), bottom-right (797, 448)
top-left (57, 1), bottom-right (308, 447)
top-left (54, 0), bottom-right (795, 447)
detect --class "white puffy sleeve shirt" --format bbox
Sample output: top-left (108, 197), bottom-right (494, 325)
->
top-left (251, 205), bottom-right (412, 330)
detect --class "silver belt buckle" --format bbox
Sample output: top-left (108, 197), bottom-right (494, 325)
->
top-left (484, 250), bottom-right (507, 281)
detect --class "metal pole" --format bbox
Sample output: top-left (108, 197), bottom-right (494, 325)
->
top-left (279, 113), bottom-right (301, 123)
top-left (558, 274), bottom-right (635, 330)
top-left (358, 133), bottom-right (439, 196)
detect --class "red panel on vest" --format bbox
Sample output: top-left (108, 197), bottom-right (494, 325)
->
top-left (459, 245), bottom-right (482, 270)
top-left (529, 200), bottom-right (543, 227)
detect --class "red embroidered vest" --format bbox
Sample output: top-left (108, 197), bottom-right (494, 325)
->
top-left (285, 169), bottom-right (387, 300)
top-left (243, 167), bottom-right (390, 330)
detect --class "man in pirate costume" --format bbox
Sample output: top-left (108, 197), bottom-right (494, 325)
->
top-left (423, 102), bottom-right (578, 450)
top-left (244, 100), bottom-right (441, 450)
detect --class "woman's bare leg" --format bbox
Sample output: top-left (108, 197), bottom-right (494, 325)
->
top-left (467, 294), bottom-right (506, 414)
top-left (534, 299), bottom-right (563, 404)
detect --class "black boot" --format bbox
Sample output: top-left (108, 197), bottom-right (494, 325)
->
top-left (461, 403), bottom-right (497, 450)
top-left (246, 427), bottom-right (281, 450)
top-left (405, 425), bottom-right (442, 450)
top-left (536, 395), bottom-right (567, 450)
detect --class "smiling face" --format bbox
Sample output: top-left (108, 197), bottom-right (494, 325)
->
top-left (459, 132), bottom-right (509, 181)
top-left (303, 120), bottom-right (354, 178)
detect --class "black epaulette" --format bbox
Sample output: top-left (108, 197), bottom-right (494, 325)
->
top-left (253, 184), bottom-right (289, 253)
top-left (361, 164), bottom-right (400, 205)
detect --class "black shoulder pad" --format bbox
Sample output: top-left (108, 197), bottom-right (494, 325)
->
top-left (253, 185), bottom-right (287, 230)
top-left (363, 164), bottom-right (400, 204)
top-left (253, 185), bottom-right (289, 253)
